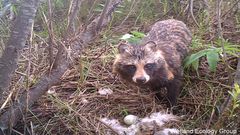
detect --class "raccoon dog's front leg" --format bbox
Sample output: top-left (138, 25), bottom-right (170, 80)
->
top-left (166, 77), bottom-right (182, 106)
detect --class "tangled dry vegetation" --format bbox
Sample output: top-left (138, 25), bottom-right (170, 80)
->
top-left (1, 0), bottom-right (240, 135)
top-left (16, 41), bottom-right (168, 134)
top-left (14, 32), bottom-right (239, 134)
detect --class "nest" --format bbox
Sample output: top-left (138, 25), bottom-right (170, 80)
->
top-left (29, 72), bottom-right (170, 134)
top-left (15, 43), bottom-right (174, 135)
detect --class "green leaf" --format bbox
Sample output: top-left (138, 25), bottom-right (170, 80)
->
top-left (237, 100), bottom-right (240, 104)
top-left (206, 50), bottom-right (219, 72)
top-left (191, 58), bottom-right (199, 71)
top-left (130, 31), bottom-right (145, 38)
top-left (184, 49), bottom-right (207, 68)
top-left (234, 83), bottom-right (240, 93)
top-left (225, 46), bottom-right (240, 52)
top-left (225, 51), bottom-right (240, 57)
top-left (233, 104), bottom-right (239, 109)
top-left (11, 4), bottom-right (17, 14)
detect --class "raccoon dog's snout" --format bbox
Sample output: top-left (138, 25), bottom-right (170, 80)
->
top-left (132, 71), bottom-right (150, 84)
top-left (132, 63), bottom-right (150, 84)
top-left (135, 76), bottom-right (147, 84)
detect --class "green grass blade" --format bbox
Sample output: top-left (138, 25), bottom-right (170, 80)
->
top-left (206, 50), bottom-right (219, 72)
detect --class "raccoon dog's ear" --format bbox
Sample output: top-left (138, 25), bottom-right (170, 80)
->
top-left (118, 41), bottom-right (131, 54)
top-left (144, 41), bottom-right (157, 52)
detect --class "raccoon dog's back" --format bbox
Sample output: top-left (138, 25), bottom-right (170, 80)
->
top-left (143, 19), bottom-right (191, 61)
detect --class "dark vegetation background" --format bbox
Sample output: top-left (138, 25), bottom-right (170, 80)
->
top-left (0, 0), bottom-right (240, 134)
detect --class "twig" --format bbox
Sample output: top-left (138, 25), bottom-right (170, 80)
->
top-left (179, 101), bottom-right (215, 107)
top-left (47, 0), bottom-right (54, 68)
top-left (52, 0), bottom-right (83, 70)
top-left (23, 17), bottom-right (34, 135)
top-left (66, 0), bottom-right (82, 36)
top-left (119, 0), bottom-right (137, 27)
top-left (212, 0), bottom-right (240, 24)
top-left (216, 0), bottom-right (233, 86)
top-left (0, 91), bottom-right (13, 112)
top-left (189, 0), bottom-right (200, 27)
top-left (11, 129), bottom-right (24, 135)
top-left (81, 0), bottom-right (97, 33)
top-left (234, 57), bottom-right (240, 86)
top-left (96, 0), bottom-right (111, 32)
top-left (187, 76), bottom-right (232, 89)
top-left (96, 118), bottom-right (121, 135)
top-left (203, 0), bottom-right (210, 25)
top-left (92, 45), bottom-right (108, 60)
top-left (220, 0), bottom-right (240, 19)
top-left (207, 100), bottom-right (217, 128)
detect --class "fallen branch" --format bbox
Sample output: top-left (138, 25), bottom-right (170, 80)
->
top-left (0, 0), bottom-right (122, 130)
top-left (0, 0), bottom-right (40, 100)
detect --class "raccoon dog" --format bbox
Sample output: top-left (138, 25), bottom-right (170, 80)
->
top-left (113, 19), bottom-right (192, 106)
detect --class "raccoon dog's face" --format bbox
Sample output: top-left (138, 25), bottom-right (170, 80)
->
top-left (113, 41), bottom-right (173, 85)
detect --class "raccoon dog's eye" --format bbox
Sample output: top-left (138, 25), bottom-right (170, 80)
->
top-left (144, 63), bottom-right (155, 70)
top-left (125, 65), bottom-right (136, 72)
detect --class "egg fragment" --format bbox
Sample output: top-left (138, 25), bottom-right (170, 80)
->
top-left (123, 115), bottom-right (138, 125)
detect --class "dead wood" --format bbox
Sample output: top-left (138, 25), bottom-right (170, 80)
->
top-left (0, 0), bottom-right (122, 130)
top-left (66, 0), bottom-right (82, 36)
top-left (0, 0), bottom-right (40, 100)
top-left (47, 0), bottom-right (54, 66)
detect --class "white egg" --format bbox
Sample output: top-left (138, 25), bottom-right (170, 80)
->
top-left (123, 115), bottom-right (138, 125)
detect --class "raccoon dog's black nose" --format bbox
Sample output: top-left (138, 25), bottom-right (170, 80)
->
top-left (136, 77), bottom-right (146, 84)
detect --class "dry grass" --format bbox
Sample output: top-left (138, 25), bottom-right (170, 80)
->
top-left (0, 17), bottom-right (238, 133)
top-left (1, 1), bottom-right (240, 134)
top-left (8, 38), bottom-right (238, 134)
top-left (29, 42), bottom-right (167, 134)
